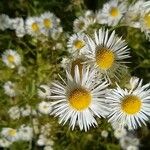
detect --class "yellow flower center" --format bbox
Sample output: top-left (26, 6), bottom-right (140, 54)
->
top-left (44, 18), bottom-right (52, 28)
top-left (31, 22), bottom-right (39, 32)
top-left (74, 40), bottom-right (85, 49)
top-left (71, 59), bottom-right (83, 78)
top-left (68, 88), bottom-right (92, 111)
top-left (96, 47), bottom-right (115, 70)
top-left (121, 95), bottom-right (142, 115)
top-left (144, 12), bottom-right (150, 28)
top-left (8, 129), bottom-right (17, 136)
top-left (110, 7), bottom-right (119, 17)
top-left (7, 55), bottom-right (14, 63)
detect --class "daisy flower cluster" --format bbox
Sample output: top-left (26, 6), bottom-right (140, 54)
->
top-left (0, 125), bottom-right (33, 147)
top-left (0, 0), bottom-right (150, 149)
top-left (0, 11), bottom-right (63, 39)
top-left (72, 0), bottom-right (150, 40)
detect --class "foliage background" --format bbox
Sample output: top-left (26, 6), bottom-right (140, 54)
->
top-left (0, 0), bottom-right (150, 150)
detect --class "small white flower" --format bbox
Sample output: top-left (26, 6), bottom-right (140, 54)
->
top-left (73, 16), bottom-right (88, 32)
top-left (18, 125), bottom-right (33, 141)
top-left (61, 57), bottom-right (70, 69)
top-left (2, 49), bottom-right (21, 68)
top-left (51, 27), bottom-right (63, 40)
top-left (1, 128), bottom-right (19, 142)
top-left (25, 17), bottom-right (40, 36)
top-left (120, 136), bottom-right (140, 149)
top-left (99, 0), bottom-right (127, 26)
top-left (39, 11), bottom-right (58, 36)
top-left (38, 85), bottom-right (51, 99)
top-left (38, 101), bottom-right (52, 114)
top-left (114, 128), bottom-right (127, 139)
top-left (127, 145), bottom-right (139, 150)
top-left (101, 130), bottom-right (108, 138)
top-left (8, 106), bottom-right (20, 120)
top-left (124, 0), bottom-right (144, 28)
top-left (0, 138), bottom-right (12, 148)
top-left (139, 1), bottom-right (150, 40)
top-left (20, 105), bottom-right (32, 117)
top-left (18, 66), bottom-right (26, 76)
top-left (41, 123), bottom-right (51, 136)
top-left (37, 134), bottom-right (47, 146)
top-left (3, 81), bottom-right (17, 97)
top-left (44, 145), bottom-right (53, 150)
top-left (0, 14), bottom-right (11, 31)
top-left (67, 33), bottom-right (88, 56)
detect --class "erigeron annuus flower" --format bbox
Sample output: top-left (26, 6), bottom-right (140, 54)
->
top-left (39, 11), bottom-right (58, 36)
top-left (2, 49), bottom-right (21, 68)
top-left (3, 81), bottom-right (17, 97)
top-left (67, 33), bottom-right (88, 56)
top-left (50, 66), bottom-right (109, 131)
top-left (25, 17), bottom-right (40, 36)
top-left (18, 125), bottom-right (33, 141)
top-left (1, 128), bottom-right (19, 142)
top-left (140, 1), bottom-right (150, 40)
top-left (0, 14), bottom-right (11, 31)
top-left (73, 16), bottom-right (88, 32)
top-left (84, 28), bottom-right (130, 81)
top-left (38, 101), bottom-right (52, 114)
top-left (8, 106), bottom-right (20, 120)
top-left (120, 136), bottom-right (140, 150)
top-left (0, 138), bottom-right (12, 148)
top-left (101, 130), bottom-right (108, 138)
top-left (99, 0), bottom-right (127, 26)
top-left (114, 127), bottom-right (127, 139)
top-left (124, 0), bottom-right (144, 28)
top-left (107, 77), bottom-right (150, 130)
top-left (20, 105), bottom-right (32, 117)
top-left (38, 85), bottom-right (51, 99)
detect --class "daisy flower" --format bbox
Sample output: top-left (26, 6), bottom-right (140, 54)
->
top-left (25, 17), bottom-right (40, 36)
top-left (84, 28), bottom-right (130, 81)
top-left (2, 49), bottom-right (21, 68)
top-left (50, 66), bottom-right (109, 131)
top-left (3, 81), bottom-right (17, 97)
top-left (124, 0), bottom-right (144, 28)
top-left (67, 33), bottom-right (88, 56)
top-left (18, 125), bottom-right (33, 141)
top-left (106, 77), bottom-right (150, 130)
top-left (38, 101), bottom-right (52, 115)
top-left (1, 128), bottom-right (19, 142)
top-left (0, 138), bottom-right (12, 148)
top-left (37, 85), bottom-right (51, 99)
top-left (8, 106), bottom-right (20, 120)
top-left (0, 14), bottom-right (11, 31)
top-left (39, 11), bottom-right (58, 36)
top-left (73, 16), bottom-right (88, 32)
top-left (139, 1), bottom-right (150, 40)
top-left (100, 0), bottom-right (127, 26)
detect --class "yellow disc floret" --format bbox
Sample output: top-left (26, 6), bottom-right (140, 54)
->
top-left (110, 7), bottom-right (119, 17)
top-left (7, 55), bottom-right (14, 63)
top-left (121, 95), bottom-right (142, 115)
top-left (74, 40), bottom-right (85, 49)
top-left (144, 12), bottom-right (150, 28)
top-left (96, 47), bottom-right (115, 70)
top-left (8, 129), bottom-right (17, 136)
top-left (68, 88), bottom-right (92, 111)
top-left (31, 22), bottom-right (39, 32)
top-left (44, 18), bottom-right (52, 28)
